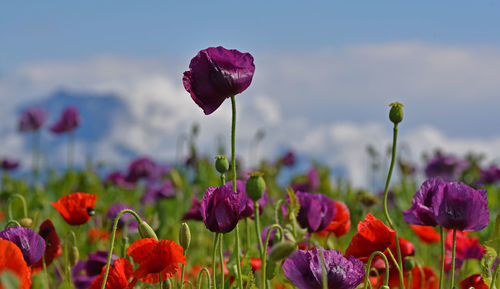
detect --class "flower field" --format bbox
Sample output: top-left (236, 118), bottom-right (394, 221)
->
top-left (1, 46), bottom-right (499, 289)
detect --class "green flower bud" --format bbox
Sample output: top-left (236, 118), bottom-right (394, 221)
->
top-left (138, 221), bottom-right (158, 240)
top-left (268, 241), bottom-right (297, 262)
top-left (266, 260), bottom-right (278, 280)
top-left (246, 172), bottom-right (266, 201)
top-left (163, 277), bottom-right (173, 289)
top-left (389, 102), bottom-right (404, 124)
top-left (179, 223), bottom-right (191, 252)
top-left (215, 155), bottom-right (229, 174)
top-left (69, 246), bottom-right (79, 267)
top-left (19, 217), bottom-right (32, 228)
top-left (404, 257), bottom-right (415, 270)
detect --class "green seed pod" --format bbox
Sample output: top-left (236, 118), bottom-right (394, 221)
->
top-left (389, 102), bottom-right (404, 124)
top-left (69, 246), bottom-right (79, 267)
top-left (404, 257), bottom-right (415, 270)
top-left (138, 221), bottom-right (158, 240)
top-left (246, 172), bottom-right (266, 201)
top-left (268, 241), bottom-right (297, 262)
top-left (179, 222), bottom-right (191, 252)
top-left (215, 155), bottom-right (230, 174)
top-left (19, 217), bottom-right (32, 228)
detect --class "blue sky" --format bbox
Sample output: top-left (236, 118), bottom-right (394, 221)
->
top-left (2, 2), bottom-right (500, 186)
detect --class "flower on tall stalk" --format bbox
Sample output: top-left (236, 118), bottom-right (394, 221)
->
top-left (0, 239), bottom-right (31, 289)
top-left (282, 247), bottom-right (364, 289)
top-left (424, 153), bottom-right (468, 181)
top-left (403, 178), bottom-right (446, 227)
top-left (291, 191), bottom-right (336, 233)
top-left (89, 258), bottom-right (133, 289)
top-left (72, 251), bottom-right (118, 289)
top-left (50, 106), bottom-right (80, 134)
top-left (0, 226), bottom-right (45, 266)
top-left (51, 192), bottom-right (97, 226)
top-left (201, 185), bottom-right (242, 233)
top-left (345, 213), bottom-right (395, 262)
top-left (459, 274), bottom-right (488, 289)
top-left (18, 107), bottom-right (47, 132)
top-left (316, 201), bottom-right (350, 238)
top-left (32, 219), bottom-right (62, 273)
top-left (126, 238), bottom-right (186, 286)
top-left (183, 46), bottom-right (255, 115)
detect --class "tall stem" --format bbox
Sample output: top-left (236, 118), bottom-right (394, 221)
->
top-left (449, 229), bottom-right (457, 289)
top-left (363, 251), bottom-right (390, 289)
top-left (219, 235), bottom-right (224, 289)
top-left (254, 201), bottom-right (265, 287)
top-left (319, 248), bottom-right (328, 289)
top-left (439, 226), bottom-right (445, 289)
top-left (196, 267), bottom-right (212, 289)
top-left (230, 95), bottom-right (244, 289)
top-left (212, 233), bottom-right (220, 289)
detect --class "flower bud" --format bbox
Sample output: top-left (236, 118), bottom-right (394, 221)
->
top-left (69, 245), bottom-right (79, 267)
top-left (389, 102), bottom-right (404, 124)
top-left (179, 223), bottom-right (191, 252)
top-left (246, 172), bottom-right (266, 201)
top-left (266, 260), bottom-right (278, 280)
top-left (215, 155), bottom-right (229, 174)
top-left (19, 217), bottom-right (33, 228)
top-left (268, 241), bottom-right (297, 262)
top-left (163, 277), bottom-right (173, 289)
top-left (138, 221), bottom-right (158, 240)
top-left (404, 257), bottom-right (415, 270)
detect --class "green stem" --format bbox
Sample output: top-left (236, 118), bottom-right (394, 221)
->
top-left (439, 226), bottom-right (445, 289)
top-left (7, 193), bottom-right (28, 219)
top-left (160, 273), bottom-right (163, 289)
top-left (318, 248), bottom-right (328, 289)
top-left (263, 224), bottom-right (284, 286)
top-left (406, 271), bottom-right (412, 289)
top-left (449, 229), bottom-right (457, 289)
top-left (382, 124), bottom-right (398, 229)
top-left (245, 218), bottom-right (251, 252)
top-left (196, 267), bottom-right (211, 289)
top-left (254, 202), bottom-right (264, 255)
top-left (42, 251), bottom-right (50, 289)
top-left (220, 174), bottom-right (226, 186)
top-left (101, 209), bottom-right (144, 289)
top-left (363, 251), bottom-right (390, 289)
top-left (394, 232), bottom-right (405, 289)
top-left (4, 219), bottom-right (21, 229)
top-left (212, 233), bottom-right (220, 289)
top-left (219, 234), bottom-right (224, 289)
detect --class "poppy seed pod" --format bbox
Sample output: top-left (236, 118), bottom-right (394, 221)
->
top-left (215, 155), bottom-right (229, 174)
top-left (389, 102), bottom-right (404, 124)
top-left (19, 217), bottom-right (33, 228)
top-left (404, 257), bottom-right (415, 270)
top-left (138, 221), bottom-right (158, 240)
top-left (179, 223), bottom-right (191, 251)
top-left (269, 241), bottom-right (297, 262)
top-left (246, 172), bottom-right (266, 201)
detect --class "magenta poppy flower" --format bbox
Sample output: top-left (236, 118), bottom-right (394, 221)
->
top-left (72, 250), bottom-right (118, 289)
top-left (1, 158), bottom-right (20, 171)
top-left (125, 157), bottom-right (158, 183)
top-left (281, 150), bottom-right (296, 167)
top-left (104, 171), bottom-right (136, 189)
top-left (283, 247), bottom-right (364, 289)
top-left (183, 46), bottom-right (255, 115)
top-left (424, 153), bottom-right (469, 181)
top-left (478, 165), bottom-right (500, 185)
top-left (141, 181), bottom-right (176, 204)
top-left (226, 180), bottom-right (267, 219)
top-left (403, 178), bottom-right (446, 227)
top-left (50, 106), bottom-right (80, 134)
top-left (18, 107), bottom-right (47, 132)
top-left (182, 197), bottom-right (203, 221)
top-left (434, 182), bottom-right (489, 232)
top-left (0, 226), bottom-right (46, 266)
top-left (201, 185), bottom-right (242, 233)
top-left (293, 191), bottom-right (336, 232)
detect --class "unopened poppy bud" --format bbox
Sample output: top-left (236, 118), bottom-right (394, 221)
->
top-left (69, 245), bottom-right (79, 267)
top-left (389, 102), bottom-right (404, 124)
top-left (215, 155), bottom-right (229, 174)
top-left (179, 222), bottom-right (191, 252)
top-left (138, 221), bottom-right (158, 240)
top-left (266, 260), bottom-right (278, 280)
top-left (246, 172), bottom-right (266, 201)
top-left (164, 277), bottom-right (173, 289)
top-left (404, 257), bottom-right (415, 270)
top-left (19, 217), bottom-right (32, 228)
top-left (268, 241), bottom-right (297, 262)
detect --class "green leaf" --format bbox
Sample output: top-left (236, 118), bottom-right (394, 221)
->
top-left (480, 245), bottom-right (497, 281)
top-left (286, 187), bottom-right (300, 220)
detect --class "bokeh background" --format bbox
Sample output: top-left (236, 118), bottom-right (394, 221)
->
top-left (2, 1), bottom-right (500, 187)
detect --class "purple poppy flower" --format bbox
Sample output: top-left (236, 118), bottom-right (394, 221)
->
top-left (125, 157), bottom-right (158, 182)
top-left (292, 168), bottom-right (320, 192)
top-left (18, 107), bottom-right (47, 132)
top-left (104, 171), bottom-right (136, 189)
top-left (226, 180), bottom-right (267, 219)
top-left (1, 158), bottom-right (20, 171)
top-left (283, 247), bottom-right (365, 289)
top-left (425, 153), bottom-right (469, 181)
top-left (183, 46), bottom-right (255, 115)
top-left (0, 226), bottom-right (45, 266)
top-left (434, 182), bottom-right (489, 232)
top-left (293, 191), bottom-right (336, 232)
top-left (201, 185), bottom-right (242, 233)
top-left (50, 106), bottom-right (80, 134)
top-left (478, 165), bottom-right (500, 185)
top-left (182, 197), bottom-right (203, 221)
top-left (106, 203), bottom-right (139, 231)
top-left (281, 150), bottom-right (296, 167)
top-left (141, 181), bottom-right (176, 204)
top-left (403, 178), bottom-right (447, 227)
top-left (72, 250), bottom-right (118, 289)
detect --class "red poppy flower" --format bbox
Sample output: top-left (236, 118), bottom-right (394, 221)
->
top-left (444, 230), bottom-right (485, 271)
top-left (371, 265), bottom-right (438, 289)
top-left (345, 213), bottom-right (395, 262)
top-left (32, 219), bottom-right (62, 273)
top-left (250, 258), bottom-right (262, 272)
top-left (316, 201), bottom-right (351, 238)
top-left (0, 239), bottom-right (31, 289)
top-left (89, 258), bottom-right (133, 289)
top-left (460, 274), bottom-right (488, 289)
top-left (127, 238), bottom-right (186, 285)
top-left (410, 225), bottom-right (440, 244)
top-left (51, 192), bottom-right (97, 225)
top-left (88, 228), bottom-right (111, 244)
